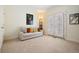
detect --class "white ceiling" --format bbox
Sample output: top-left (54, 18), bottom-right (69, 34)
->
top-left (26, 5), bottom-right (52, 10)
top-left (33, 5), bottom-right (52, 9)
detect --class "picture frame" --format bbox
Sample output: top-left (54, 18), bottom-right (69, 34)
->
top-left (26, 14), bottom-right (33, 25)
top-left (69, 13), bottom-right (79, 24)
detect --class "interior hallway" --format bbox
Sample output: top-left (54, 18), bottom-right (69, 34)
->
top-left (1, 35), bottom-right (79, 53)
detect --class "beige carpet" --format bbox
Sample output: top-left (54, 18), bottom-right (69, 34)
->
top-left (1, 35), bottom-right (79, 53)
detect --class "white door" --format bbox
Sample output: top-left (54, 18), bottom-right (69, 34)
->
top-left (47, 16), bottom-right (52, 35)
top-left (0, 6), bottom-right (4, 51)
top-left (58, 13), bottom-right (64, 38)
top-left (51, 16), bottom-right (55, 35)
top-left (54, 14), bottom-right (60, 37)
top-left (54, 13), bottom-right (64, 38)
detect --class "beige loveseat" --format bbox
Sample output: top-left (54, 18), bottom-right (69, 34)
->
top-left (19, 27), bottom-right (43, 40)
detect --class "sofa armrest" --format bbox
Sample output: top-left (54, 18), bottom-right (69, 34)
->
top-left (19, 32), bottom-right (24, 40)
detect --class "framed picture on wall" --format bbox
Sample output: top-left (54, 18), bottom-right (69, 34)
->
top-left (69, 13), bottom-right (79, 24)
top-left (26, 14), bottom-right (33, 25)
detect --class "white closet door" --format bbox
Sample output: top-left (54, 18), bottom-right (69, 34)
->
top-left (54, 14), bottom-right (60, 37)
top-left (47, 16), bottom-right (52, 35)
top-left (54, 13), bottom-right (64, 38)
top-left (47, 13), bottom-right (64, 38)
top-left (58, 13), bottom-right (64, 38)
top-left (47, 16), bottom-right (53, 35)
top-left (51, 16), bottom-right (55, 35)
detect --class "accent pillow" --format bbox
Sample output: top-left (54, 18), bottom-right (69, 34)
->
top-left (27, 28), bottom-right (33, 33)
top-left (20, 27), bottom-right (27, 33)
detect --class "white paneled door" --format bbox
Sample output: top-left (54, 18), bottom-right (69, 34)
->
top-left (47, 16), bottom-right (54, 35)
top-left (58, 13), bottom-right (64, 38)
top-left (0, 6), bottom-right (4, 52)
top-left (47, 12), bottom-right (64, 38)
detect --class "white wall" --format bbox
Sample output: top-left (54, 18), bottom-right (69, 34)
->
top-left (0, 6), bottom-right (4, 51)
top-left (4, 5), bottom-right (39, 40)
top-left (47, 5), bottom-right (79, 43)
